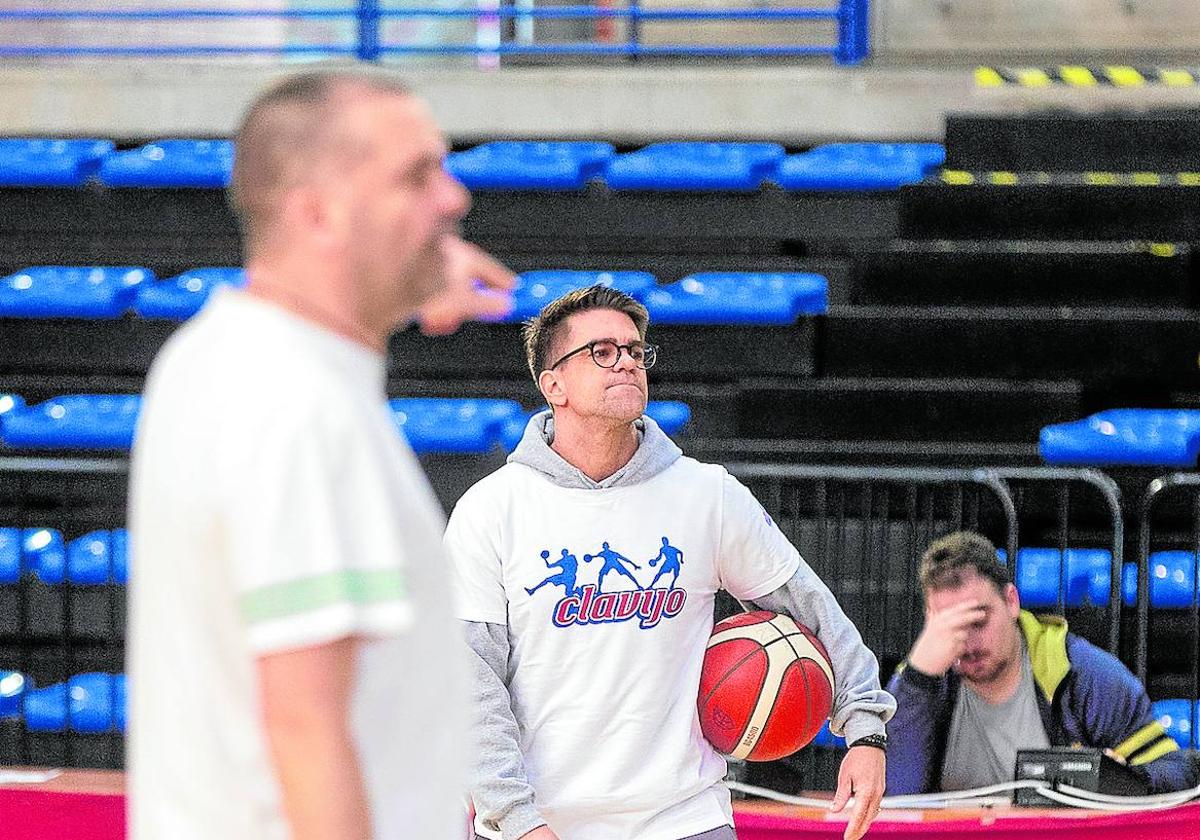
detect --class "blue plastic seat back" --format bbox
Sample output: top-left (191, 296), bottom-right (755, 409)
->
top-left (1, 394), bottom-right (141, 450)
top-left (0, 266), bottom-right (151, 318)
top-left (0, 138), bottom-right (114, 187)
top-left (23, 528), bottom-right (66, 585)
top-left (1153, 699), bottom-right (1197, 749)
top-left (0, 527), bottom-right (19, 585)
top-left (391, 398), bottom-right (524, 455)
top-left (99, 139), bottom-right (234, 188)
top-left (1141, 551), bottom-right (1198, 608)
top-left (68, 673), bottom-right (120, 734)
top-left (0, 670), bottom-right (27, 719)
top-left (642, 272), bottom-right (828, 325)
top-left (775, 143), bottom-right (944, 192)
top-left (114, 673), bottom-right (128, 733)
top-left (134, 267), bottom-right (247, 320)
top-left (604, 142), bottom-right (786, 191)
top-left (1040, 409), bottom-right (1200, 469)
top-left (67, 530), bottom-right (127, 585)
top-left (1012, 547), bottom-right (1115, 608)
top-left (447, 141), bottom-right (615, 190)
top-left (508, 270), bottom-right (657, 321)
top-left (23, 682), bottom-right (67, 732)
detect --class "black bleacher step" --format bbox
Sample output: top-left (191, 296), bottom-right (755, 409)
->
top-left (855, 240), bottom-right (1193, 307)
top-left (898, 178), bottom-right (1200, 240)
top-left (466, 189), bottom-right (900, 249)
top-left (685, 437), bottom-right (1044, 468)
top-left (0, 317), bottom-right (815, 380)
top-left (389, 320), bottom-right (815, 380)
top-left (736, 377), bottom-right (1081, 443)
top-left (822, 306), bottom-right (1200, 385)
top-left (946, 111), bottom-right (1200, 173)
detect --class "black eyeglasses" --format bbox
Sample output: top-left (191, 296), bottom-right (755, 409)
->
top-left (548, 339), bottom-right (658, 371)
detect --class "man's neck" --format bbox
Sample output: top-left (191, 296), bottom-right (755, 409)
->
top-left (964, 639), bottom-right (1025, 705)
top-left (245, 263), bottom-right (386, 353)
top-left (550, 413), bottom-right (640, 483)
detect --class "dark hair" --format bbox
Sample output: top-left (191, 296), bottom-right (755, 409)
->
top-left (229, 71), bottom-right (410, 253)
top-left (919, 531), bottom-right (1011, 596)
top-left (521, 285), bottom-right (650, 381)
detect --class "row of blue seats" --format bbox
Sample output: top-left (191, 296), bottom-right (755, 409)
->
top-left (0, 671), bottom-right (125, 734)
top-left (1, 669), bottom-right (1194, 749)
top-left (1042, 410), bottom-right (1200, 469)
top-left (0, 267), bottom-right (828, 325)
top-left (5, 525), bottom-right (1198, 612)
top-left (0, 395), bottom-right (691, 454)
top-left (0, 139), bottom-right (946, 192)
top-left (0, 528), bottom-right (128, 586)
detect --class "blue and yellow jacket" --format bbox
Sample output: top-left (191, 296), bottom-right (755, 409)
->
top-left (886, 611), bottom-right (1197, 794)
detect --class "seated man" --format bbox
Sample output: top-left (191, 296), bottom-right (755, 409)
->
top-left (887, 531), bottom-right (1196, 795)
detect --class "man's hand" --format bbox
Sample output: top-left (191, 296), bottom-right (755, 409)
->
top-left (830, 745), bottom-right (885, 840)
top-left (418, 238), bottom-right (515, 336)
top-left (906, 599), bottom-right (987, 677)
top-left (518, 826), bottom-right (560, 840)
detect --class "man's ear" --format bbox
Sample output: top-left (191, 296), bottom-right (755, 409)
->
top-left (1004, 582), bottom-right (1021, 618)
top-left (539, 369), bottom-right (567, 408)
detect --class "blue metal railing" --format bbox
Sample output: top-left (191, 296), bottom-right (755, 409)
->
top-left (0, 1), bottom-right (870, 64)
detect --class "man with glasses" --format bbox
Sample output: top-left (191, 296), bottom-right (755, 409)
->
top-left (445, 285), bottom-right (895, 840)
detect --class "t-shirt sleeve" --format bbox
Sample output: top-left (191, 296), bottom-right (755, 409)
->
top-left (225, 408), bottom-right (415, 655)
top-left (717, 471), bottom-right (802, 600)
top-left (444, 483), bottom-right (509, 625)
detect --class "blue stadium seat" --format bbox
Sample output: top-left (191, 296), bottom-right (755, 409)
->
top-left (604, 142), bottom-right (785, 191)
top-left (809, 720), bottom-right (846, 749)
top-left (1040, 410), bottom-right (1200, 468)
top-left (499, 400), bottom-right (693, 453)
top-left (1007, 547), bottom-right (1115, 608)
top-left (0, 528), bottom-right (18, 585)
top-left (446, 141), bottom-right (615, 190)
top-left (0, 266), bottom-right (151, 318)
top-left (23, 528), bottom-right (66, 586)
top-left (99, 139), bottom-right (234, 188)
top-left (507, 270), bottom-right (658, 321)
top-left (0, 139), bottom-right (114, 187)
top-left (0, 671), bottom-right (27, 719)
top-left (134, 268), bottom-right (246, 320)
top-left (67, 530), bottom-right (129, 585)
top-left (1, 394), bottom-right (141, 450)
top-left (1134, 552), bottom-right (1199, 609)
top-left (641, 272), bottom-right (828, 325)
top-left (391, 398), bottom-right (524, 455)
top-left (23, 682), bottom-right (66, 731)
top-left (774, 143), bottom-right (945, 191)
top-left (23, 673), bottom-right (126, 734)
top-left (1153, 699), bottom-right (1197, 749)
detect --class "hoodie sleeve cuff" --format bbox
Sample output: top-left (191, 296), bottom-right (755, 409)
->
top-left (496, 802), bottom-right (548, 839)
top-left (842, 710), bottom-right (888, 745)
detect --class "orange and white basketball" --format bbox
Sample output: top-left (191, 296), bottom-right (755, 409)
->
top-left (698, 610), bottom-right (835, 761)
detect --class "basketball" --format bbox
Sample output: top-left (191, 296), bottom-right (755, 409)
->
top-left (698, 610), bottom-right (835, 762)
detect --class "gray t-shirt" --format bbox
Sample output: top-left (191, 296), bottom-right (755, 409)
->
top-left (939, 648), bottom-right (1051, 791)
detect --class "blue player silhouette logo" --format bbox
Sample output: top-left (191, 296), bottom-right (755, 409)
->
top-left (525, 549), bottom-right (579, 597)
top-left (647, 536), bottom-right (684, 590)
top-left (584, 541), bottom-right (642, 593)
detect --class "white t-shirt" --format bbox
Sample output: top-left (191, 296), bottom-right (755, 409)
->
top-left (446, 458), bottom-right (800, 840)
top-left (128, 288), bottom-right (467, 840)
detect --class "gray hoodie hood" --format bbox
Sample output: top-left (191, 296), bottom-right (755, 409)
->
top-left (507, 409), bottom-right (682, 489)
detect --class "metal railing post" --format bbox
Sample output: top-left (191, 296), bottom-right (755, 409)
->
top-left (835, 0), bottom-right (869, 65)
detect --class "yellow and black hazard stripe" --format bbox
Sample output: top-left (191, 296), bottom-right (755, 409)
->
top-left (934, 170), bottom-right (1200, 188)
top-left (976, 66), bottom-right (1199, 88)
top-left (1112, 721), bottom-right (1180, 767)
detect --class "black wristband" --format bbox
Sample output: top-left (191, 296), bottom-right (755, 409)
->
top-left (848, 733), bottom-right (888, 753)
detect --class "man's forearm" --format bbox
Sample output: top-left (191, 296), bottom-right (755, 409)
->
top-left (258, 637), bottom-right (370, 840)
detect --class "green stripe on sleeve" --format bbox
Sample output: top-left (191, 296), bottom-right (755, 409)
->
top-left (240, 569), bottom-right (406, 625)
